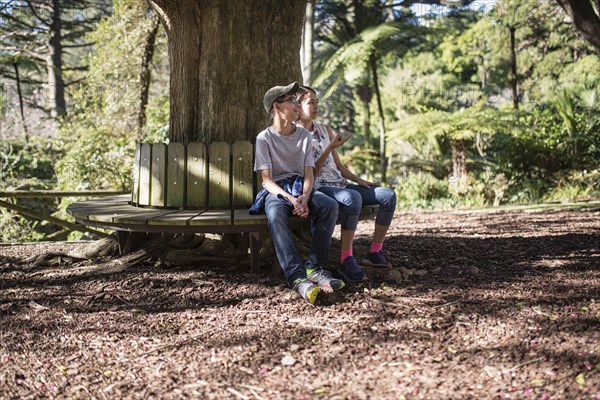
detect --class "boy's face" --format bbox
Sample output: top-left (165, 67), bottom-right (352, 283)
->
top-left (275, 94), bottom-right (299, 122)
top-left (299, 92), bottom-right (319, 121)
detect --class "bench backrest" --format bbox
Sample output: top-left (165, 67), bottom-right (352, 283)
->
top-left (131, 142), bottom-right (260, 209)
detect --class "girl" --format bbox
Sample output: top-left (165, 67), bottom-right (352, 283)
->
top-left (296, 86), bottom-right (397, 282)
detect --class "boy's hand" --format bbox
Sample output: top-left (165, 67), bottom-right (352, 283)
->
top-left (292, 195), bottom-right (309, 218)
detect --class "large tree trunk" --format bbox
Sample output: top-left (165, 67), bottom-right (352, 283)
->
top-left (149, 0), bottom-right (306, 144)
top-left (46, 0), bottom-right (66, 118)
top-left (138, 14), bottom-right (161, 139)
top-left (556, 0), bottom-right (600, 57)
top-left (301, 0), bottom-right (315, 85)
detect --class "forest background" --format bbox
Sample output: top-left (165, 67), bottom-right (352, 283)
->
top-left (0, 0), bottom-right (599, 242)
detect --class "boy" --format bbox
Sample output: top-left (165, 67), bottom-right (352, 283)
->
top-left (254, 82), bottom-right (343, 304)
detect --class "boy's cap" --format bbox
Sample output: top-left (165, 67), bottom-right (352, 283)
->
top-left (263, 82), bottom-right (299, 113)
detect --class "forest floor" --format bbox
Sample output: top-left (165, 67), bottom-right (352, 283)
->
top-left (1, 203), bottom-right (599, 399)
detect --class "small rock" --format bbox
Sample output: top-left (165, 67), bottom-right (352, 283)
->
top-left (281, 355), bottom-right (296, 366)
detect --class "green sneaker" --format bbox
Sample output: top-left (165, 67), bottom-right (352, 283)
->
top-left (307, 268), bottom-right (345, 292)
top-left (292, 278), bottom-right (320, 305)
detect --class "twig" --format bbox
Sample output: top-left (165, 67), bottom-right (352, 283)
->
top-left (433, 300), bottom-right (461, 309)
top-left (412, 330), bottom-right (436, 337)
top-left (287, 319), bottom-right (341, 336)
top-left (227, 387), bottom-right (250, 400)
top-left (364, 295), bottom-right (422, 310)
top-left (192, 280), bottom-right (218, 287)
top-left (112, 293), bottom-right (133, 306)
top-left (506, 357), bottom-right (544, 372)
top-left (140, 333), bottom-right (204, 356)
top-left (249, 387), bottom-right (266, 400)
top-left (237, 384), bottom-right (264, 392)
top-left (237, 385), bottom-right (266, 400)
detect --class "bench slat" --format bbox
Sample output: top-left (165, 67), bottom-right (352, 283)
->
top-left (67, 194), bottom-right (130, 206)
top-left (208, 142), bottom-right (230, 208)
top-left (232, 141), bottom-right (254, 208)
top-left (113, 209), bottom-right (178, 225)
top-left (189, 210), bottom-right (231, 226)
top-left (138, 144), bottom-right (152, 206)
top-left (88, 205), bottom-right (145, 222)
top-left (167, 142), bottom-right (185, 207)
top-left (131, 143), bottom-right (141, 205)
top-left (187, 142), bottom-right (207, 208)
top-left (148, 210), bottom-right (205, 226)
top-left (150, 143), bottom-right (167, 207)
top-left (233, 209), bottom-right (268, 225)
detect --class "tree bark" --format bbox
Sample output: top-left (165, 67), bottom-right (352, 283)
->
top-left (13, 62), bottom-right (28, 140)
top-left (301, 0), bottom-right (315, 85)
top-left (369, 52), bottom-right (387, 183)
top-left (46, 0), bottom-right (66, 117)
top-left (508, 25), bottom-right (519, 111)
top-left (357, 84), bottom-right (372, 149)
top-left (149, 0), bottom-right (306, 144)
top-left (138, 14), bottom-right (161, 139)
top-left (556, 0), bottom-right (600, 57)
top-left (451, 139), bottom-right (467, 183)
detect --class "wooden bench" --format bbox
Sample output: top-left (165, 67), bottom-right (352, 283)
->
top-left (67, 142), bottom-right (378, 272)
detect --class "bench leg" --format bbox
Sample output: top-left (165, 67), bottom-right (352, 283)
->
top-left (249, 231), bottom-right (263, 273)
top-left (117, 231), bottom-right (128, 255)
top-left (117, 231), bottom-right (147, 255)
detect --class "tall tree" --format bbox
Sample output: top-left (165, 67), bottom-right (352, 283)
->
top-left (148, 0), bottom-right (307, 144)
top-left (301, 0), bottom-right (315, 85)
top-left (555, 0), bottom-right (600, 56)
top-left (312, 0), bottom-right (425, 182)
top-left (0, 0), bottom-right (110, 117)
top-left (138, 12), bottom-right (161, 138)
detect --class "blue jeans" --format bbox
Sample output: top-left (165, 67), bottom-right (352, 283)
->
top-left (264, 190), bottom-right (339, 286)
top-left (317, 184), bottom-right (396, 231)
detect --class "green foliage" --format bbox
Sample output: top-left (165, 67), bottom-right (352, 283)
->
top-left (395, 171), bottom-right (500, 210)
top-left (543, 170), bottom-right (600, 202)
top-left (56, 0), bottom-right (167, 191)
top-left (56, 117), bottom-right (134, 190)
top-left (313, 20), bottom-right (418, 98)
top-left (143, 94), bottom-right (170, 143)
top-left (395, 172), bottom-right (450, 209)
top-left (0, 139), bottom-right (59, 183)
top-left (0, 209), bottom-right (45, 243)
top-left (0, 148), bottom-right (61, 242)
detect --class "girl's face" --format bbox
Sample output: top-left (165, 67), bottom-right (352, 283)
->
top-left (299, 92), bottom-right (319, 121)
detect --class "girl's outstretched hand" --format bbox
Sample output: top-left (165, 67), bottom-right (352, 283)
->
top-left (329, 132), bottom-right (352, 149)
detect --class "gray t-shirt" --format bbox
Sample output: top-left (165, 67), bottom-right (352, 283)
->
top-left (254, 126), bottom-right (315, 182)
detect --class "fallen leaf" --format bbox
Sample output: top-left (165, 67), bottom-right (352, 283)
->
top-left (28, 301), bottom-right (50, 312)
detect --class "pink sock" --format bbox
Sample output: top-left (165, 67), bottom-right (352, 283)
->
top-left (341, 249), bottom-right (353, 263)
top-left (370, 242), bottom-right (383, 253)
